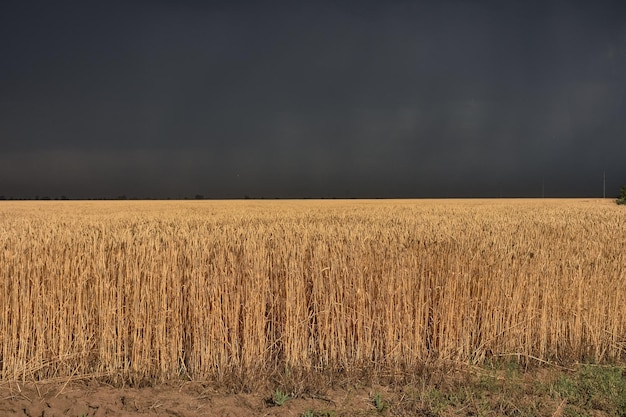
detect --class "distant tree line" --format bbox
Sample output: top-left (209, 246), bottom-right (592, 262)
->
top-left (0, 194), bottom-right (271, 201)
top-left (0, 195), bottom-right (70, 201)
top-left (0, 194), bottom-right (367, 201)
top-left (618, 186), bottom-right (626, 205)
top-left (1, 186), bottom-right (624, 201)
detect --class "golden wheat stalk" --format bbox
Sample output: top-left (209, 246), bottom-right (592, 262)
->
top-left (0, 199), bottom-right (624, 383)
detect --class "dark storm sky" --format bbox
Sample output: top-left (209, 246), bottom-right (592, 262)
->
top-left (1, 1), bottom-right (625, 199)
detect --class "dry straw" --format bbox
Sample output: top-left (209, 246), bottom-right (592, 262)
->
top-left (0, 199), bottom-right (625, 384)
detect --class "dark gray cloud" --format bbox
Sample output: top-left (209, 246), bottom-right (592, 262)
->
top-left (1, 0), bottom-right (625, 198)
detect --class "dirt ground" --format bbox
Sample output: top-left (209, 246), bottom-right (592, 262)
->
top-left (0, 380), bottom-right (395, 417)
top-left (0, 367), bottom-right (599, 416)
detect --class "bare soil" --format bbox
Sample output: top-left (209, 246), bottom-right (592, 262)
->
top-left (0, 380), bottom-right (394, 417)
top-left (2, 365), bottom-right (621, 416)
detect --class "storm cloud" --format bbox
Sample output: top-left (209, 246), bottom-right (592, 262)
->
top-left (1, 1), bottom-right (625, 198)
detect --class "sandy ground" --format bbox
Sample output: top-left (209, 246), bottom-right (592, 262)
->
top-left (0, 380), bottom-right (393, 417)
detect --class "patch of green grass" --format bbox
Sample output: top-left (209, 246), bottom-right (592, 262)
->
top-left (399, 363), bottom-right (596, 417)
top-left (423, 386), bottom-right (452, 413)
top-left (272, 388), bottom-right (290, 406)
top-left (552, 365), bottom-right (626, 416)
top-left (279, 364), bottom-right (626, 416)
top-left (373, 392), bottom-right (387, 413)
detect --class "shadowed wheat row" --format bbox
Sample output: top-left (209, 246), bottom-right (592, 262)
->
top-left (1, 199), bottom-right (625, 383)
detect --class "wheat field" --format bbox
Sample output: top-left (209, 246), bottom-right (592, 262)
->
top-left (0, 199), bottom-right (625, 384)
